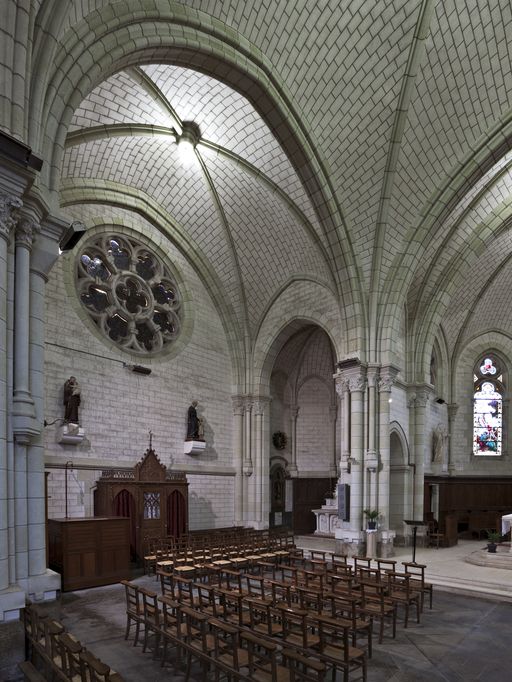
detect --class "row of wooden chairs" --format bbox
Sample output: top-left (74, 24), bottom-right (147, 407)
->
top-left (122, 579), bottom-right (366, 681)
top-left (248, 558), bottom-right (422, 636)
top-left (165, 559), bottom-right (419, 646)
top-left (160, 568), bottom-right (376, 653)
top-left (21, 602), bottom-right (124, 682)
top-left (290, 552), bottom-right (433, 612)
top-left (152, 537), bottom-right (297, 581)
top-left (144, 529), bottom-right (295, 575)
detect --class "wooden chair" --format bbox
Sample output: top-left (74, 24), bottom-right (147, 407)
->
top-left (57, 632), bottom-right (83, 681)
top-left (277, 604), bottom-right (320, 650)
top-left (139, 587), bottom-right (162, 657)
top-left (402, 562), bottom-right (433, 610)
top-left (323, 592), bottom-right (373, 658)
top-left (239, 632), bottom-right (282, 682)
top-left (310, 612), bottom-right (367, 682)
top-left (359, 580), bottom-right (396, 644)
top-left (79, 649), bottom-right (124, 682)
top-left (194, 582), bottom-right (217, 616)
top-left (181, 606), bottom-right (215, 681)
top-left (18, 661), bottom-right (46, 682)
top-left (157, 594), bottom-right (184, 669)
top-left (208, 617), bottom-right (250, 681)
top-left (242, 574), bottom-right (272, 605)
top-left (376, 559), bottom-right (397, 575)
top-left (386, 572), bottom-right (421, 628)
top-left (120, 580), bottom-right (143, 647)
top-left (246, 598), bottom-right (284, 638)
top-left (38, 619), bottom-right (65, 679)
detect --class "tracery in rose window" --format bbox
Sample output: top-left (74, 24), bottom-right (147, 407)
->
top-left (77, 234), bottom-right (181, 354)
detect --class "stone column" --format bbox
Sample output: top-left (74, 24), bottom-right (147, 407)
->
top-left (0, 195), bottom-right (22, 595)
top-left (377, 368), bottom-right (397, 530)
top-left (288, 405), bottom-right (299, 476)
top-left (348, 371), bottom-right (366, 533)
top-left (447, 403), bottom-right (458, 475)
top-left (254, 400), bottom-right (264, 526)
top-left (253, 397), bottom-right (270, 529)
top-left (232, 396), bottom-right (244, 526)
top-left (12, 217), bottom-right (38, 430)
top-left (329, 403), bottom-right (338, 478)
top-left (365, 367), bottom-right (379, 511)
top-left (243, 398), bottom-right (253, 476)
top-left (13, 217), bottom-right (41, 584)
top-left (411, 388), bottom-right (430, 520)
top-left (243, 397), bottom-right (253, 525)
top-left (335, 377), bottom-right (350, 474)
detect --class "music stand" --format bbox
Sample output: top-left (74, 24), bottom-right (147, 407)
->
top-left (404, 519), bottom-right (428, 563)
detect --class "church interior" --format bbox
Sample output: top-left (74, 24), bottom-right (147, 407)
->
top-left (2, 0), bottom-right (512, 679)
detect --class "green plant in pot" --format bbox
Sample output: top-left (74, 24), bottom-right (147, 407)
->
top-left (486, 530), bottom-right (501, 553)
top-left (363, 509), bottom-right (379, 530)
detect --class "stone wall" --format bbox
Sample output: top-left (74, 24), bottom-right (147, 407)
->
top-left (44, 224), bottom-right (236, 529)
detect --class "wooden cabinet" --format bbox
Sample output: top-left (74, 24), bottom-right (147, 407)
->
top-left (48, 517), bottom-right (130, 591)
top-left (94, 446), bottom-right (188, 560)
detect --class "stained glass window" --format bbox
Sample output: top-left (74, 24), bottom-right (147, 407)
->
top-left (76, 233), bottom-right (182, 355)
top-left (473, 356), bottom-right (503, 457)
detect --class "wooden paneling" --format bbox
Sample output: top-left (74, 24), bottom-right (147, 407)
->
top-left (292, 478), bottom-right (332, 534)
top-left (426, 476), bottom-right (512, 540)
top-left (48, 517), bottom-right (130, 591)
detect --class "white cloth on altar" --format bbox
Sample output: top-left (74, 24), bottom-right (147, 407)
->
top-left (501, 513), bottom-right (512, 535)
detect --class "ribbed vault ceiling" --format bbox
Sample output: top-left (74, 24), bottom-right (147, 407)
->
top-left (52, 0), bottom-right (512, 364)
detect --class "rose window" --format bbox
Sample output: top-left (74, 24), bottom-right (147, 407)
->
top-left (77, 234), bottom-right (181, 354)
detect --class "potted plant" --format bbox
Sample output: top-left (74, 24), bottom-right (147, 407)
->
top-left (363, 509), bottom-right (379, 530)
top-left (486, 530), bottom-right (501, 553)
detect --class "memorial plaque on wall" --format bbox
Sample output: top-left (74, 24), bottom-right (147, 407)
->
top-left (338, 484), bottom-right (350, 521)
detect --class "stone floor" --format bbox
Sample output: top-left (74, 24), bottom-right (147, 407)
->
top-left (2, 539), bottom-right (512, 681)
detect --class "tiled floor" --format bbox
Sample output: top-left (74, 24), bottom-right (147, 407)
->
top-left (18, 540), bottom-right (512, 682)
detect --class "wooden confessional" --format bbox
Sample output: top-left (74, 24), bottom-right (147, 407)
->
top-left (94, 446), bottom-right (188, 560)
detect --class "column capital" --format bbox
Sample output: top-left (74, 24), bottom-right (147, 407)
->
top-left (253, 396), bottom-right (270, 416)
top-left (334, 376), bottom-right (349, 396)
top-left (447, 403), bottom-right (459, 420)
top-left (16, 216), bottom-right (40, 248)
top-left (290, 405), bottom-right (299, 419)
top-left (231, 395), bottom-right (245, 416)
top-left (408, 385), bottom-right (431, 408)
top-left (334, 358), bottom-right (367, 393)
top-left (348, 373), bottom-right (366, 393)
top-left (378, 365), bottom-right (400, 393)
top-left (0, 194), bottom-right (23, 240)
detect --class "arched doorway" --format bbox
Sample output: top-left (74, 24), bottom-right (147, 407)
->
top-left (389, 428), bottom-right (411, 542)
top-left (113, 489), bottom-right (136, 560)
top-left (167, 490), bottom-right (186, 539)
top-left (269, 464), bottom-right (286, 528)
top-left (268, 323), bottom-right (339, 533)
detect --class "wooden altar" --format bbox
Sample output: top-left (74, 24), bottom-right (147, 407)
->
top-left (94, 446), bottom-right (188, 560)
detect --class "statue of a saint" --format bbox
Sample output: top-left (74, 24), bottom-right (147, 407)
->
top-left (186, 401), bottom-right (199, 440)
top-left (432, 424), bottom-right (447, 463)
top-left (64, 376), bottom-right (81, 424)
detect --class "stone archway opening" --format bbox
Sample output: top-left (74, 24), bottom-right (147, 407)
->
top-left (268, 323), bottom-right (338, 534)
